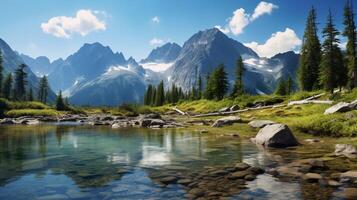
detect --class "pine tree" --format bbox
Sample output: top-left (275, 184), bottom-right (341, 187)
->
top-left (214, 64), bottom-right (229, 100)
top-left (232, 56), bottom-right (245, 97)
top-left (56, 90), bottom-right (66, 111)
top-left (13, 64), bottom-right (28, 101)
top-left (204, 72), bottom-right (214, 100)
top-left (27, 88), bottom-right (34, 101)
top-left (298, 7), bottom-right (321, 91)
top-left (189, 86), bottom-right (197, 101)
top-left (2, 73), bottom-right (12, 99)
top-left (335, 46), bottom-right (348, 90)
top-left (155, 80), bottom-right (165, 106)
top-left (319, 10), bottom-right (341, 94)
top-left (151, 87), bottom-right (156, 106)
top-left (144, 84), bottom-right (153, 105)
top-left (38, 75), bottom-right (49, 103)
top-left (0, 51), bottom-right (3, 96)
top-left (197, 75), bottom-right (202, 99)
top-left (343, 0), bottom-right (357, 89)
top-left (275, 79), bottom-right (287, 95)
top-left (287, 76), bottom-right (293, 95)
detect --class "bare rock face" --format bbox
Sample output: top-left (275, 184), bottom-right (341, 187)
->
top-left (211, 116), bottom-right (241, 127)
top-left (324, 100), bottom-right (356, 114)
top-left (253, 124), bottom-right (299, 148)
top-left (335, 144), bottom-right (357, 158)
top-left (248, 120), bottom-right (276, 128)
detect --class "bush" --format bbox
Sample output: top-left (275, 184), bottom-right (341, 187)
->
top-left (10, 101), bottom-right (50, 110)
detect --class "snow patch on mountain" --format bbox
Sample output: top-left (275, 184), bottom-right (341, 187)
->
top-left (140, 62), bottom-right (174, 72)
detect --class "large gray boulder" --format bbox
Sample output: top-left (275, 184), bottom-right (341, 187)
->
top-left (335, 144), bottom-right (357, 158)
top-left (253, 124), bottom-right (299, 148)
top-left (248, 120), bottom-right (276, 128)
top-left (324, 100), bottom-right (357, 114)
top-left (211, 116), bottom-right (241, 127)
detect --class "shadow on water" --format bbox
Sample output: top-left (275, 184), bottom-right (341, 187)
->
top-left (0, 125), bottom-right (354, 199)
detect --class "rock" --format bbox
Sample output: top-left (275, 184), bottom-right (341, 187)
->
top-left (229, 105), bottom-right (239, 111)
top-left (160, 176), bottom-right (178, 184)
top-left (235, 162), bottom-right (250, 171)
top-left (335, 188), bottom-right (357, 199)
top-left (249, 166), bottom-right (265, 175)
top-left (302, 173), bottom-right (322, 182)
top-left (232, 170), bottom-right (251, 179)
top-left (210, 170), bottom-right (229, 176)
top-left (111, 121), bottom-right (130, 128)
top-left (140, 113), bottom-right (161, 119)
top-left (22, 119), bottom-right (40, 125)
top-left (304, 138), bottom-right (320, 143)
top-left (327, 180), bottom-right (342, 187)
top-left (335, 144), bottom-right (357, 158)
top-left (324, 102), bottom-right (353, 114)
top-left (211, 116), bottom-right (241, 127)
top-left (177, 179), bottom-right (192, 186)
top-left (219, 107), bottom-right (230, 112)
top-left (340, 171), bottom-right (357, 182)
top-left (248, 120), bottom-right (275, 128)
top-left (276, 166), bottom-right (302, 178)
top-left (244, 174), bottom-right (256, 181)
top-left (188, 188), bottom-right (205, 198)
top-left (253, 124), bottom-right (299, 148)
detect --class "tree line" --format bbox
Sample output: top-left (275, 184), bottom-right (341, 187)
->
top-left (0, 53), bottom-right (68, 110)
top-left (298, 1), bottom-right (357, 94)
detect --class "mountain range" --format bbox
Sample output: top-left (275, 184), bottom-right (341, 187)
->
top-left (1, 28), bottom-right (300, 106)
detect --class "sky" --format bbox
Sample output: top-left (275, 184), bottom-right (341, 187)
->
top-left (0, 0), bottom-right (354, 61)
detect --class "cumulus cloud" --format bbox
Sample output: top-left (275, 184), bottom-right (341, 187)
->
top-left (216, 1), bottom-right (278, 35)
top-left (251, 1), bottom-right (278, 21)
top-left (244, 28), bottom-right (302, 58)
top-left (41, 9), bottom-right (106, 38)
top-left (152, 16), bottom-right (160, 23)
top-left (149, 38), bottom-right (165, 46)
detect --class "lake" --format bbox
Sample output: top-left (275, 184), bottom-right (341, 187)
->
top-left (0, 124), bottom-right (352, 199)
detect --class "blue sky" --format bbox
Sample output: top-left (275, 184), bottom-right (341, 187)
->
top-left (0, 0), bottom-right (354, 61)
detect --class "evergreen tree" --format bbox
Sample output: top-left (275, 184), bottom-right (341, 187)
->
top-left (64, 97), bottom-right (70, 106)
top-left (232, 56), bottom-right (245, 97)
top-left (319, 10), bottom-right (341, 94)
top-left (214, 64), bottom-right (229, 100)
top-left (275, 79), bottom-right (287, 95)
top-left (343, 0), bottom-right (357, 89)
top-left (189, 86), bottom-right (197, 101)
top-left (335, 47), bottom-right (348, 90)
top-left (144, 84), bottom-right (153, 105)
top-left (287, 76), bottom-right (293, 95)
top-left (2, 73), bottom-right (12, 99)
top-left (13, 64), bottom-right (28, 100)
top-left (204, 72), bottom-right (214, 100)
top-left (38, 75), bottom-right (49, 103)
top-left (155, 80), bottom-right (165, 106)
top-left (0, 51), bottom-right (3, 96)
top-left (298, 7), bottom-right (321, 91)
top-left (197, 75), bottom-right (202, 99)
top-left (56, 90), bottom-right (66, 111)
top-left (27, 88), bottom-right (34, 101)
top-left (151, 87), bottom-right (156, 106)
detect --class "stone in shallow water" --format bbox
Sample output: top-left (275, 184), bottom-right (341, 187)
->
top-left (327, 180), bottom-right (342, 187)
top-left (335, 144), bottom-right (357, 158)
top-left (37, 194), bottom-right (68, 200)
top-left (253, 124), bottom-right (299, 148)
top-left (302, 173), bottom-right (322, 182)
top-left (160, 176), bottom-right (178, 184)
top-left (232, 170), bottom-right (251, 179)
top-left (177, 178), bottom-right (192, 186)
top-left (188, 188), bottom-right (205, 198)
top-left (235, 162), bottom-right (250, 171)
top-left (334, 188), bottom-right (357, 199)
top-left (340, 171), bottom-right (357, 182)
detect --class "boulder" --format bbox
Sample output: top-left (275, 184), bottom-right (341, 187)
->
top-left (111, 121), bottom-right (130, 128)
top-left (253, 124), bottom-right (298, 148)
top-left (302, 173), bottom-right (322, 182)
top-left (22, 119), bottom-right (40, 125)
top-left (324, 102), bottom-right (353, 114)
top-left (0, 118), bottom-right (16, 125)
top-left (335, 144), bottom-right (357, 158)
top-left (340, 171), bottom-right (357, 182)
top-left (248, 120), bottom-right (275, 128)
top-left (211, 116), bottom-right (241, 127)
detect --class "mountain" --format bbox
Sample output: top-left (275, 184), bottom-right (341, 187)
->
top-left (0, 38), bottom-right (56, 101)
top-left (20, 54), bottom-right (53, 77)
top-left (141, 42), bottom-right (181, 63)
top-left (47, 42), bottom-right (127, 92)
top-left (69, 58), bottom-right (147, 106)
top-left (271, 51), bottom-right (300, 80)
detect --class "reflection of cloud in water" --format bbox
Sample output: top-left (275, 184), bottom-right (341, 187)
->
top-left (107, 153), bottom-right (130, 164)
top-left (140, 146), bottom-right (170, 166)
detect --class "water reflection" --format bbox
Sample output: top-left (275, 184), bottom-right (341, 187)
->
top-left (0, 125), bottom-right (349, 199)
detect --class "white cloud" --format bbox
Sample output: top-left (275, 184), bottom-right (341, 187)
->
top-left (41, 9), bottom-right (106, 38)
top-left (217, 1), bottom-right (278, 35)
top-left (152, 16), bottom-right (160, 23)
top-left (149, 38), bottom-right (165, 46)
top-left (244, 28), bottom-right (302, 58)
top-left (228, 8), bottom-right (250, 35)
top-left (251, 1), bottom-right (278, 21)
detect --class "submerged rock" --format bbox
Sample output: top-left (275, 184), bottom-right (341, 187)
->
top-left (302, 173), bottom-right (322, 182)
top-left (211, 116), bottom-right (241, 127)
top-left (335, 144), bottom-right (357, 158)
top-left (253, 124), bottom-right (299, 148)
top-left (248, 120), bottom-right (275, 128)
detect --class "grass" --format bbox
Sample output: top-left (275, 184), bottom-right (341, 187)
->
top-left (5, 109), bottom-right (61, 117)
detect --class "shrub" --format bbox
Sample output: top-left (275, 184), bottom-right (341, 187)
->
top-left (5, 109), bottom-right (60, 117)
